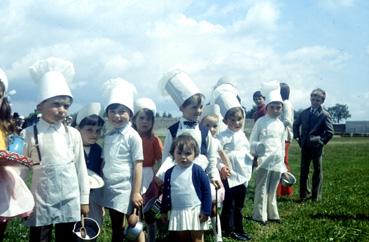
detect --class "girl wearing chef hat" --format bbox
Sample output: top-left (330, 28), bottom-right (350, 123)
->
top-left (75, 102), bottom-right (105, 227)
top-left (132, 97), bottom-right (163, 242)
top-left (0, 68), bottom-right (34, 241)
top-left (250, 80), bottom-right (288, 225)
top-left (23, 57), bottom-right (90, 242)
top-left (97, 78), bottom-right (145, 242)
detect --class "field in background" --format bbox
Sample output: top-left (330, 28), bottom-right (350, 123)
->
top-left (3, 137), bottom-right (369, 241)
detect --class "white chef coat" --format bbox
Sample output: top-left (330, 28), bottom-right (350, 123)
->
top-left (249, 115), bottom-right (287, 173)
top-left (217, 128), bottom-right (253, 188)
top-left (23, 119), bottom-right (89, 226)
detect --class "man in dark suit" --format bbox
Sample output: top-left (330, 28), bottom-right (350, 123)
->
top-left (293, 88), bottom-right (334, 202)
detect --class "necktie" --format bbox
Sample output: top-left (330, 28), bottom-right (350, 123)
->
top-left (183, 121), bottom-right (197, 128)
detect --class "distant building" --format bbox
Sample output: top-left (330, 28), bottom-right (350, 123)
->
top-left (345, 121), bottom-right (369, 135)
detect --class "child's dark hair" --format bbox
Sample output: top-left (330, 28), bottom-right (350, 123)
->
top-left (169, 134), bottom-right (199, 158)
top-left (224, 106), bottom-right (244, 121)
top-left (280, 82), bottom-right (290, 101)
top-left (0, 80), bottom-right (14, 134)
top-left (106, 103), bottom-right (133, 118)
top-left (253, 91), bottom-right (265, 100)
top-left (132, 109), bottom-right (155, 137)
top-left (78, 114), bottom-right (104, 128)
top-left (181, 93), bottom-right (204, 109)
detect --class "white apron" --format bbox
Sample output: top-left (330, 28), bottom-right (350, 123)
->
top-left (26, 128), bottom-right (80, 227)
top-left (99, 131), bottom-right (133, 214)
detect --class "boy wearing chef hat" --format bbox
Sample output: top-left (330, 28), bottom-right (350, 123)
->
top-left (75, 102), bottom-right (105, 227)
top-left (97, 78), bottom-right (145, 242)
top-left (156, 69), bottom-right (221, 188)
top-left (23, 57), bottom-right (90, 241)
top-left (250, 80), bottom-right (288, 225)
top-left (215, 91), bottom-right (252, 241)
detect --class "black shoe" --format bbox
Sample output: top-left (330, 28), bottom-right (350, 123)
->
top-left (298, 196), bottom-right (311, 203)
top-left (252, 219), bottom-right (267, 226)
top-left (268, 219), bottom-right (282, 224)
top-left (230, 232), bottom-right (251, 241)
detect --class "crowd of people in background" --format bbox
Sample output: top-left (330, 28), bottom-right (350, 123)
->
top-left (0, 57), bottom-right (334, 242)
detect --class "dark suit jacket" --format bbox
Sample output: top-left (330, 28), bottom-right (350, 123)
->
top-left (293, 106), bottom-right (334, 148)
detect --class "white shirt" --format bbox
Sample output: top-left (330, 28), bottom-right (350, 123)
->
top-left (217, 128), bottom-right (253, 188)
top-left (249, 115), bottom-right (287, 173)
top-left (159, 117), bottom-right (219, 181)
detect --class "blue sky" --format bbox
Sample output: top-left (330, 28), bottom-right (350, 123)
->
top-left (1, 0), bottom-right (368, 120)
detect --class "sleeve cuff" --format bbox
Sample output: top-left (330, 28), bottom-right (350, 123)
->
top-left (80, 194), bottom-right (90, 204)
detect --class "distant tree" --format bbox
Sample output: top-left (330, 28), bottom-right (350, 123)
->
top-left (327, 103), bottom-right (351, 123)
top-left (162, 112), bottom-right (167, 118)
top-left (167, 113), bottom-right (172, 118)
top-left (155, 112), bottom-right (160, 118)
top-left (246, 106), bottom-right (257, 119)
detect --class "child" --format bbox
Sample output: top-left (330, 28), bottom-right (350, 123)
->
top-left (75, 102), bottom-right (105, 227)
top-left (215, 92), bottom-right (252, 241)
top-left (24, 57), bottom-right (90, 241)
top-left (132, 97), bottom-right (163, 242)
top-left (161, 134), bottom-right (211, 242)
top-left (277, 83), bottom-right (294, 197)
top-left (0, 68), bottom-right (34, 241)
top-left (252, 91), bottom-right (266, 122)
top-left (98, 78), bottom-right (144, 242)
top-left (250, 80), bottom-right (287, 225)
top-left (157, 69), bottom-right (221, 189)
top-left (200, 104), bottom-right (227, 242)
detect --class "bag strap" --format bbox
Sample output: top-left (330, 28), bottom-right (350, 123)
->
top-left (33, 124), bottom-right (42, 162)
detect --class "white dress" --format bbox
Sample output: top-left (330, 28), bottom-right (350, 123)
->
top-left (23, 119), bottom-right (89, 226)
top-left (168, 164), bottom-right (209, 231)
top-left (98, 123), bottom-right (143, 214)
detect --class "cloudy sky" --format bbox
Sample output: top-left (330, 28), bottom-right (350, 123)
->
top-left (1, 0), bottom-right (368, 121)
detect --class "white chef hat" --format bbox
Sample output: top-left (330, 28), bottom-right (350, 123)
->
top-left (200, 103), bottom-right (221, 121)
top-left (211, 76), bottom-right (240, 105)
top-left (261, 80), bottom-right (283, 105)
top-left (159, 69), bottom-right (202, 107)
top-left (104, 78), bottom-right (137, 114)
top-left (76, 102), bottom-right (103, 126)
top-left (29, 57), bottom-right (75, 104)
top-left (134, 97), bottom-right (157, 116)
top-left (0, 68), bottom-right (8, 92)
top-left (214, 91), bottom-right (243, 117)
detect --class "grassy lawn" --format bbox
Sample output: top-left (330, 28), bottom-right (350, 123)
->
top-left (3, 137), bottom-right (369, 241)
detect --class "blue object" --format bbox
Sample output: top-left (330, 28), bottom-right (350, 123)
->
top-left (7, 135), bottom-right (25, 155)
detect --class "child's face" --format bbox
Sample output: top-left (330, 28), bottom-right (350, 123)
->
top-left (267, 102), bottom-right (283, 118)
top-left (134, 111), bottom-right (153, 134)
top-left (254, 96), bottom-right (265, 107)
top-left (181, 103), bottom-right (203, 122)
top-left (310, 93), bottom-right (324, 109)
top-left (38, 96), bottom-right (72, 124)
top-left (107, 105), bottom-right (131, 128)
top-left (224, 110), bottom-right (244, 132)
top-left (201, 115), bottom-right (218, 137)
top-left (79, 125), bottom-right (102, 146)
top-left (174, 145), bottom-right (195, 168)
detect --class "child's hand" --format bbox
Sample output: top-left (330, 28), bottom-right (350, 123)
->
top-left (212, 180), bottom-right (222, 190)
top-left (161, 213), bottom-right (168, 224)
top-left (199, 213), bottom-right (209, 223)
top-left (127, 210), bottom-right (139, 227)
top-left (80, 204), bottom-right (89, 217)
top-left (220, 166), bottom-right (231, 180)
top-left (132, 192), bottom-right (143, 207)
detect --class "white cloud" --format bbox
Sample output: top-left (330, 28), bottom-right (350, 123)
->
top-left (232, 1), bottom-right (280, 32)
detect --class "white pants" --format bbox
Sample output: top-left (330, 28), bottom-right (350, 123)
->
top-left (253, 168), bottom-right (281, 222)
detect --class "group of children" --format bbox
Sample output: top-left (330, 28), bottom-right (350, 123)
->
top-left (0, 57), bottom-right (295, 242)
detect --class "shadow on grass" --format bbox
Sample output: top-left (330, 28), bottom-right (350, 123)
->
top-left (311, 213), bottom-right (369, 221)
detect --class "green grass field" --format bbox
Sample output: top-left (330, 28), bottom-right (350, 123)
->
top-left (3, 137), bottom-right (369, 241)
